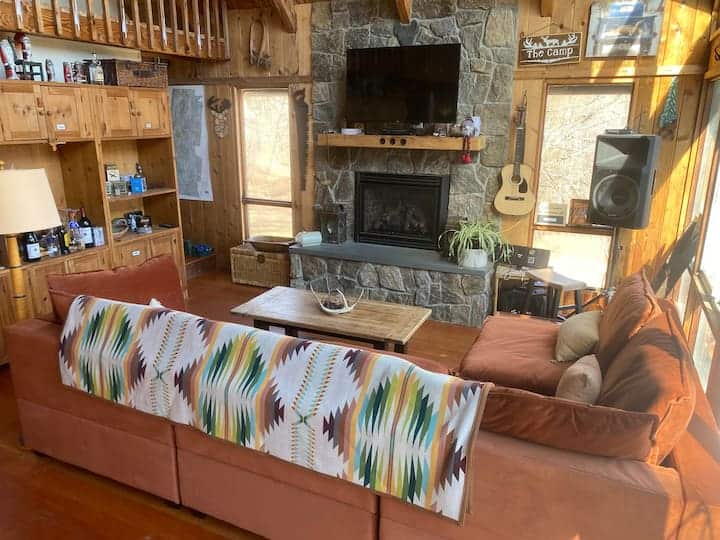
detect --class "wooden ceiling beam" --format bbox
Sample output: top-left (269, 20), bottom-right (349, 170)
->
top-left (268, 0), bottom-right (296, 32)
top-left (395, 0), bottom-right (411, 23)
top-left (540, 0), bottom-right (554, 17)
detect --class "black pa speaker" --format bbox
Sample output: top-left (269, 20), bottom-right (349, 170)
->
top-left (588, 133), bottom-right (660, 229)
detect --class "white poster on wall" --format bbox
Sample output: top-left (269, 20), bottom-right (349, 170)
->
top-left (170, 85), bottom-right (214, 202)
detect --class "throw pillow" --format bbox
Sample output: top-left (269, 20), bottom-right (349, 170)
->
top-left (555, 354), bottom-right (602, 404)
top-left (555, 310), bottom-right (602, 363)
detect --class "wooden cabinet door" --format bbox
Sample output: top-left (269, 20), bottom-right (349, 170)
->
top-left (0, 271), bottom-right (17, 364)
top-left (26, 259), bottom-right (67, 317)
top-left (132, 89), bottom-right (169, 137)
top-left (115, 238), bottom-right (151, 267)
top-left (42, 86), bottom-right (93, 141)
top-left (65, 249), bottom-right (110, 274)
top-left (0, 83), bottom-right (47, 141)
top-left (150, 232), bottom-right (186, 288)
top-left (96, 87), bottom-right (137, 138)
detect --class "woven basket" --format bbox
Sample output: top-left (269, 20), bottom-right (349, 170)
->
top-left (231, 244), bottom-right (290, 287)
top-left (100, 60), bottom-right (168, 88)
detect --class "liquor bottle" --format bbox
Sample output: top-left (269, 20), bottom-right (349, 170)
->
top-left (78, 207), bottom-right (95, 248)
top-left (67, 211), bottom-right (81, 251)
top-left (45, 229), bottom-right (60, 257)
top-left (132, 163), bottom-right (147, 193)
top-left (57, 225), bottom-right (70, 255)
top-left (23, 231), bottom-right (41, 262)
top-left (94, 53), bottom-right (104, 85)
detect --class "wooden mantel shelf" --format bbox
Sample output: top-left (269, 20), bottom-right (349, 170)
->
top-left (316, 133), bottom-right (486, 151)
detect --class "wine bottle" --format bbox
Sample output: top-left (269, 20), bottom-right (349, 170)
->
top-left (78, 207), bottom-right (95, 248)
top-left (57, 225), bottom-right (70, 255)
top-left (23, 231), bottom-right (41, 263)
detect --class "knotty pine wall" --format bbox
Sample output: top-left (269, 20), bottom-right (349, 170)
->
top-left (168, 4), bottom-right (313, 271)
top-left (503, 0), bottom-right (713, 284)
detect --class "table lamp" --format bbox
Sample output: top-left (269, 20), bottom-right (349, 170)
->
top-left (0, 166), bottom-right (61, 320)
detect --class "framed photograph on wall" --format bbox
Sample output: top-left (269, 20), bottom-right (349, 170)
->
top-left (569, 199), bottom-right (591, 225)
top-left (585, 1), bottom-right (664, 58)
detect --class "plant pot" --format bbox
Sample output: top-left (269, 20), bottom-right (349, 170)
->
top-left (459, 248), bottom-right (488, 269)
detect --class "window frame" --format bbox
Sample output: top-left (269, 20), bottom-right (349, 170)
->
top-left (679, 78), bottom-right (720, 418)
top-left (529, 81), bottom-right (635, 290)
top-left (236, 87), bottom-right (298, 239)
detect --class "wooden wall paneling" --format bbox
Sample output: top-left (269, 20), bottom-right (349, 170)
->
top-left (60, 141), bottom-right (107, 228)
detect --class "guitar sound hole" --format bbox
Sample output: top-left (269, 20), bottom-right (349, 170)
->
top-left (518, 179), bottom-right (528, 193)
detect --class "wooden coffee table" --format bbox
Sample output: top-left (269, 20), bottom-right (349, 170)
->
top-left (231, 286), bottom-right (431, 353)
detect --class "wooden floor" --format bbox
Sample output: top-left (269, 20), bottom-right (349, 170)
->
top-left (0, 271), bottom-right (481, 539)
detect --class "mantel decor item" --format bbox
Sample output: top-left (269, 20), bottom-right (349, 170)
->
top-left (319, 204), bottom-right (347, 244)
top-left (0, 166), bottom-right (61, 319)
top-left (440, 219), bottom-right (512, 270)
top-left (519, 32), bottom-right (582, 66)
top-left (310, 277), bottom-right (365, 315)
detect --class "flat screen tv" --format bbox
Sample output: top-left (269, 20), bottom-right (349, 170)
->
top-left (345, 43), bottom-right (461, 125)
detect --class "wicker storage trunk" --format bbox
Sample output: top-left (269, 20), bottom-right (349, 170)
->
top-left (231, 244), bottom-right (290, 287)
top-left (100, 60), bottom-right (168, 88)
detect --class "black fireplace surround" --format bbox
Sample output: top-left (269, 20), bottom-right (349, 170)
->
top-left (354, 171), bottom-right (450, 250)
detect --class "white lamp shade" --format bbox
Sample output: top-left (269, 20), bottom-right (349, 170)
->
top-left (0, 169), bottom-right (62, 235)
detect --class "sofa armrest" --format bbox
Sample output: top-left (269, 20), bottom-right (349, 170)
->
top-left (667, 383), bottom-right (720, 539)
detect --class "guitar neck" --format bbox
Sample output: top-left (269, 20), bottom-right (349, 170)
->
top-left (513, 125), bottom-right (526, 175)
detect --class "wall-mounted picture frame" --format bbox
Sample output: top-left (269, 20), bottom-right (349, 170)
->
top-left (569, 198), bottom-right (591, 225)
top-left (585, 1), bottom-right (664, 58)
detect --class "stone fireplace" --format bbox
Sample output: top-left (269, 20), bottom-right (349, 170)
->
top-left (355, 171), bottom-right (449, 250)
top-left (294, 0), bottom-right (518, 326)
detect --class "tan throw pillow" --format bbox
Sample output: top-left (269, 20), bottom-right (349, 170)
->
top-left (555, 310), bottom-right (602, 363)
top-left (556, 354), bottom-right (602, 404)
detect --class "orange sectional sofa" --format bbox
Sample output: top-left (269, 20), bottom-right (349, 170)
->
top-left (5, 256), bottom-right (720, 539)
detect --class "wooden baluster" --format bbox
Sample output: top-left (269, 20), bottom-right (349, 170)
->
top-left (145, 0), bottom-right (155, 49)
top-left (221, 0), bottom-right (229, 59)
top-left (70, 0), bottom-right (81, 37)
top-left (33, 0), bottom-right (44, 33)
top-left (132, 0), bottom-right (141, 46)
top-left (158, 0), bottom-right (167, 49)
top-left (192, 0), bottom-right (200, 55)
top-left (52, 0), bottom-right (62, 35)
top-left (119, 0), bottom-right (128, 43)
top-left (14, 0), bottom-right (24, 30)
top-left (212, 0), bottom-right (220, 59)
top-left (204, 0), bottom-right (211, 57)
top-left (170, 0), bottom-right (179, 53)
top-left (103, 0), bottom-right (112, 42)
top-left (182, 0), bottom-right (190, 53)
top-left (89, 0), bottom-right (97, 41)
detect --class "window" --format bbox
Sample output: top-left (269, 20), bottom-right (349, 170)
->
top-left (532, 84), bottom-right (633, 289)
top-left (239, 89), bottom-right (294, 238)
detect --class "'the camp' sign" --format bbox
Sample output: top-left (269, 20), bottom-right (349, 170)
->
top-left (519, 32), bottom-right (582, 66)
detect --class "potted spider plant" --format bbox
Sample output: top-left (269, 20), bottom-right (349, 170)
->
top-left (440, 219), bottom-right (512, 269)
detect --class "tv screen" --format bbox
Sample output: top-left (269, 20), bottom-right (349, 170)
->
top-left (345, 44), bottom-right (461, 125)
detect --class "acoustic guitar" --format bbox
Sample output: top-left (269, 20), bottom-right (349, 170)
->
top-left (494, 92), bottom-right (535, 216)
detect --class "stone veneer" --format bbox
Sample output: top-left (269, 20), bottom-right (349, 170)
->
top-left (311, 0), bottom-right (518, 233)
top-left (290, 253), bottom-right (493, 326)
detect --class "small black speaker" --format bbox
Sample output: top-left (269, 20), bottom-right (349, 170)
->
top-left (588, 133), bottom-right (660, 229)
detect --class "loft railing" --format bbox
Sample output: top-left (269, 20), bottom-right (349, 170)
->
top-left (0, 0), bottom-right (230, 60)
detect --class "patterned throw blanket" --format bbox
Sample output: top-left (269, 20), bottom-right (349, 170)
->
top-left (59, 296), bottom-right (491, 521)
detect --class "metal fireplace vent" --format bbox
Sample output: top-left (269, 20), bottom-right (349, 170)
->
top-left (354, 171), bottom-right (450, 250)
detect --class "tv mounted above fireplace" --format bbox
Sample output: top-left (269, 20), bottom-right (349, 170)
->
top-left (345, 44), bottom-right (461, 125)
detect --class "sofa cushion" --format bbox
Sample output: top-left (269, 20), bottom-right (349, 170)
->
top-left (481, 386), bottom-right (659, 461)
top-left (555, 354), bottom-right (602, 404)
top-left (555, 310), bottom-right (602, 363)
top-left (597, 270), bottom-right (661, 373)
top-left (460, 314), bottom-right (568, 395)
top-left (47, 255), bottom-right (185, 322)
top-left (598, 307), bottom-right (696, 464)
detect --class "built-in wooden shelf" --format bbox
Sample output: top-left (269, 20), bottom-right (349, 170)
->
top-left (107, 187), bottom-right (177, 203)
top-left (316, 134), bottom-right (487, 151)
top-left (14, 246), bottom-right (110, 271)
top-left (113, 227), bottom-right (180, 246)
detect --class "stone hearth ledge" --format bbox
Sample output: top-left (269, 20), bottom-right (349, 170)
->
top-left (289, 242), bottom-right (493, 326)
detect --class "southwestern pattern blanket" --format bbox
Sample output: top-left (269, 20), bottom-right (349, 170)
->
top-left (59, 296), bottom-right (491, 521)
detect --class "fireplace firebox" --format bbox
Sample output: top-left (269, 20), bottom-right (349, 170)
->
top-left (354, 171), bottom-right (450, 250)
